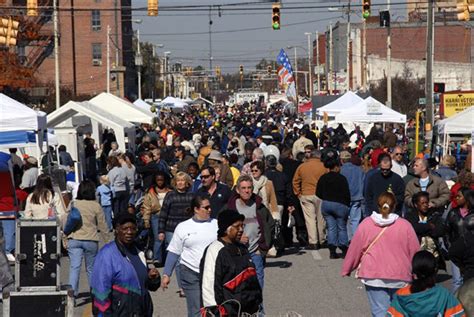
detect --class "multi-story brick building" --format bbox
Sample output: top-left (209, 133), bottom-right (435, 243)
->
top-left (7, 0), bottom-right (136, 99)
top-left (313, 20), bottom-right (474, 93)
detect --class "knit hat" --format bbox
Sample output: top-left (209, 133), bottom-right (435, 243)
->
top-left (340, 151), bottom-right (352, 160)
top-left (113, 212), bottom-right (137, 228)
top-left (217, 209), bottom-right (245, 237)
top-left (25, 156), bottom-right (38, 165)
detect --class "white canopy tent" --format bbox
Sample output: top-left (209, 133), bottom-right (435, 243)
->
top-left (335, 97), bottom-right (407, 123)
top-left (315, 91), bottom-right (364, 116)
top-left (437, 106), bottom-right (474, 154)
top-left (89, 93), bottom-right (154, 124)
top-left (0, 93), bottom-right (47, 154)
top-left (161, 97), bottom-right (189, 108)
top-left (437, 106), bottom-right (474, 135)
top-left (133, 99), bottom-right (154, 116)
top-left (47, 101), bottom-right (136, 161)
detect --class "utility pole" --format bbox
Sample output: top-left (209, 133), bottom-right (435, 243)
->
top-left (53, 0), bottom-right (60, 109)
top-left (425, 0), bottom-right (435, 133)
top-left (114, 0), bottom-right (120, 93)
top-left (208, 7), bottom-right (213, 74)
top-left (107, 25), bottom-right (110, 93)
top-left (386, 1), bottom-right (392, 108)
top-left (346, 1), bottom-right (351, 92)
top-left (305, 32), bottom-right (313, 96)
top-left (316, 31), bottom-right (320, 94)
top-left (362, 19), bottom-right (367, 91)
top-left (136, 28), bottom-right (142, 100)
top-left (293, 46), bottom-right (298, 98)
top-left (329, 23), bottom-right (333, 95)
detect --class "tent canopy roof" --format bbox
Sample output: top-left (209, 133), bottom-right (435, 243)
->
top-left (437, 106), bottom-right (474, 135)
top-left (335, 97), bottom-right (407, 123)
top-left (133, 99), bottom-right (154, 116)
top-left (89, 93), bottom-right (154, 124)
top-left (316, 91), bottom-right (364, 116)
top-left (47, 100), bottom-right (135, 130)
top-left (0, 93), bottom-right (47, 132)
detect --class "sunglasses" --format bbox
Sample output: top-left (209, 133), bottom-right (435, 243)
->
top-left (251, 169), bottom-right (260, 173)
top-left (201, 174), bottom-right (212, 179)
top-left (394, 153), bottom-right (404, 156)
top-left (201, 205), bottom-right (211, 210)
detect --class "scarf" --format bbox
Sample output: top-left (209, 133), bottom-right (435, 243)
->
top-left (253, 175), bottom-right (269, 209)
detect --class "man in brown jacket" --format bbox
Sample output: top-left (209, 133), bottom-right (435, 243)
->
top-left (292, 149), bottom-right (327, 249)
top-left (405, 158), bottom-right (450, 213)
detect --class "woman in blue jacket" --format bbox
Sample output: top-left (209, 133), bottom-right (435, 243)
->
top-left (91, 213), bottom-right (160, 316)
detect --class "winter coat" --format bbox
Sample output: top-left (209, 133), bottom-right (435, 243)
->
top-left (158, 190), bottom-right (194, 234)
top-left (200, 239), bottom-right (262, 316)
top-left (141, 187), bottom-right (171, 228)
top-left (405, 174), bottom-right (450, 212)
top-left (341, 215), bottom-right (419, 282)
top-left (292, 158), bottom-right (326, 197)
top-left (91, 241), bottom-right (160, 317)
top-left (449, 230), bottom-right (474, 282)
top-left (364, 171), bottom-right (405, 215)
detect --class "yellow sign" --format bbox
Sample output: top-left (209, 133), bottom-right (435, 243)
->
top-left (443, 92), bottom-right (474, 117)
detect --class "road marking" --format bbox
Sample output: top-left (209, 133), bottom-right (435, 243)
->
top-left (311, 250), bottom-right (322, 260)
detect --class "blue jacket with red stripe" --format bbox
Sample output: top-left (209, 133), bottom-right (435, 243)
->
top-left (90, 240), bottom-right (160, 317)
top-left (200, 239), bottom-right (262, 316)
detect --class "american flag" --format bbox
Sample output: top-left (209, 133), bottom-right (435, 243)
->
top-left (276, 49), bottom-right (296, 98)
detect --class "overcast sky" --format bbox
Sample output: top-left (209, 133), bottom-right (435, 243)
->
top-left (132, 0), bottom-right (407, 74)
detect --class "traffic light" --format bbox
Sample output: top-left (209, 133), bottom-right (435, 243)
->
top-left (148, 0), bottom-right (158, 16)
top-left (0, 18), bottom-right (19, 47)
top-left (239, 65), bottom-right (243, 75)
top-left (215, 66), bottom-right (221, 77)
top-left (267, 65), bottom-right (272, 75)
top-left (27, 0), bottom-right (38, 16)
top-left (272, 2), bottom-right (281, 30)
top-left (362, 0), bottom-right (371, 19)
top-left (457, 0), bottom-right (474, 21)
top-left (433, 83), bottom-right (445, 93)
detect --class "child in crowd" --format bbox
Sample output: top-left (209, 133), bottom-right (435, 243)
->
top-left (96, 175), bottom-right (113, 231)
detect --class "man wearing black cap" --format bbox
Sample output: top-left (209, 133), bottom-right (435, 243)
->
top-left (200, 209), bottom-right (262, 316)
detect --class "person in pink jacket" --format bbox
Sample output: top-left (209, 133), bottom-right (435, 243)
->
top-left (341, 191), bottom-right (420, 317)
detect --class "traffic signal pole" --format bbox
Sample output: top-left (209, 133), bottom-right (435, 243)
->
top-left (425, 0), bottom-right (435, 135)
top-left (53, 0), bottom-right (60, 109)
top-left (387, 1), bottom-right (392, 108)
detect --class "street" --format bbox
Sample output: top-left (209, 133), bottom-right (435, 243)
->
top-left (68, 246), bottom-right (370, 317)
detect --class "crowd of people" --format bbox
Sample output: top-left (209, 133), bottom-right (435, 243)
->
top-left (1, 101), bottom-right (473, 316)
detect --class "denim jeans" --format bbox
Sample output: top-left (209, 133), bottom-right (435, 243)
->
top-left (451, 261), bottom-right (463, 294)
top-left (321, 201), bottom-right (349, 247)
top-left (102, 205), bottom-right (113, 231)
top-left (151, 214), bottom-right (163, 263)
top-left (1, 219), bottom-right (15, 254)
top-left (68, 239), bottom-right (98, 297)
top-left (365, 285), bottom-right (398, 317)
top-left (180, 265), bottom-right (201, 317)
top-left (165, 231), bottom-right (182, 289)
top-left (250, 252), bottom-right (265, 290)
top-left (347, 200), bottom-right (363, 241)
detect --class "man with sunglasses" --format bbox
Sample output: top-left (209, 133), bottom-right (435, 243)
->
top-left (391, 145), bottom-right (407, 178)
top-left (365, 153), bottom-right (405, 216)
top-left (196, 166), bottom-right (232, 218)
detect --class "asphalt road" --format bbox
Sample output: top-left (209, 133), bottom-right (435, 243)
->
top-left (67, 246), bottom-right (371, 317)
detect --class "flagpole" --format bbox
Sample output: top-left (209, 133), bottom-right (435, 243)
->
top-left (294, 47), bottom-right (298, 107)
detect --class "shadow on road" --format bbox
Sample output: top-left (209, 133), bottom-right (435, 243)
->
top-left (266, 260), bottom-right (293, 268)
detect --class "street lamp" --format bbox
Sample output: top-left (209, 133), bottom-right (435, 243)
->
top-left (132, 19), bottom-right (143, 100)
top-left (304, 32), bottom-right (313, 96)
top-left (163, 51), bottom-right (171, 97)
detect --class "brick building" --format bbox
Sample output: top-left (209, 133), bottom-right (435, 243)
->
top-left (30, 0), bottom-right (135, 99)
top-left (314, 20), bottom-right (474, 93)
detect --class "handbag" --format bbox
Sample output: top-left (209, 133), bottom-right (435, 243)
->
top-left (63, 203), bottom-right (82, 235)
top-left (355, 227), bottom-right (388, 278)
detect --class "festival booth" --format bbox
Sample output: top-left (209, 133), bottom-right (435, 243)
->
top-left (89, 93), bottom-right (155, 124)
top-left (133, 98), bottom-right (154, 116)
top-left (335, 97), bottom-right (407, 124)
top-left (315, 91), bottom-right (364, 117)
top-left (0, 152), bottom-right (19, 220)
top-left (0, 93), bottom-right (47, 156)
top-left (437, 106), bottom-right (474, 153)
top-left (47, 101), bottom-right (136, 162)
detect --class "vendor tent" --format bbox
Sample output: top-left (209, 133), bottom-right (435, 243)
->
top-left (437, 106), bottom-right (474, 135)
top-left (47, 101), bottom-right (136, 160)
top-left (161, 97), bottom-right (189, 108)
top-left (133, 99), bottom-right (154, 116)
top-left (0, 93), bottom-right (47, 148)
top-left (335, 97), bottom-right (407, 123)
top-left (89, 93), bottom-right (154, 124)
top-left (315, 91), bottom-right (363, 116)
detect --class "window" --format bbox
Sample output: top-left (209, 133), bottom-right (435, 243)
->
top-left (91, 10), bottom-right (101, 31)
top-left (92, 43), bottom-right (102, 65)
